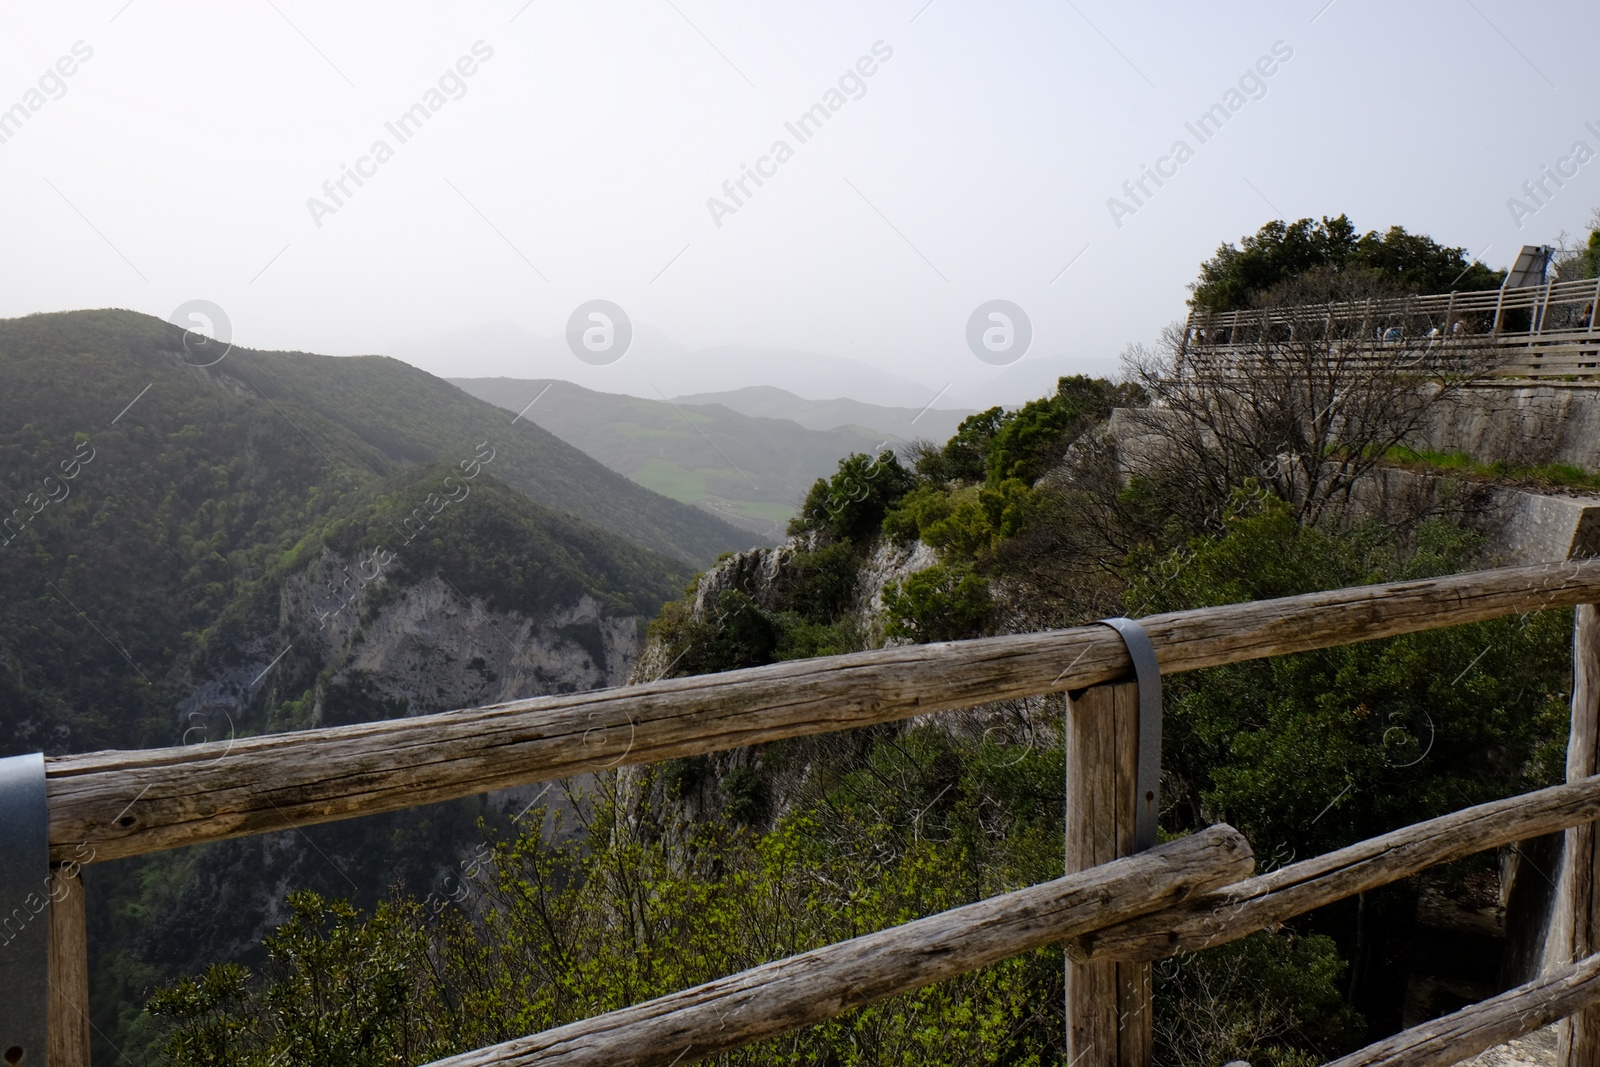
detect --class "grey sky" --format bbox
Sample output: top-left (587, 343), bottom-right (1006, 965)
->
top-left (4, 1), bottom-right (1598, 408)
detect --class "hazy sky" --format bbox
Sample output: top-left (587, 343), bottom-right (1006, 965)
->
top-left (5, 1), bottom-right (1600, 407)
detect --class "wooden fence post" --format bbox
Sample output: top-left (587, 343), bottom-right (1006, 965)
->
top-left (1555, 603), bottom-right (1600, 1065)
top-left (1065, 681), bottom-right (1153, 1067)
top-left (47, 866), bottom-right (91, 1066)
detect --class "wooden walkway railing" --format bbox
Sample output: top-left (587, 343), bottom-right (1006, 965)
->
top-left (32, 558), bottom-right (1600, 1065)
top-left (1181, 276), bottom-right (1600, 379)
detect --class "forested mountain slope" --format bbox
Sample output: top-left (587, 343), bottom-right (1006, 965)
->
top-left (0, 308), bottom-right (748, 755)
top-left (0, 308), bottom-right (731, 1058)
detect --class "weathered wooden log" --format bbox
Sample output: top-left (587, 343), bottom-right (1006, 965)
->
top-left (418, 825), bottom-right (1251, 1067)
top-left (47, 867), bottom-right (91, 1066)
top-left (47, 559), bottom-right (1600, 864)
top-left (1068, 773), bottom-right (1600, 964)
top-left (1321, 951), bottom-right (1600, 1067)
top-left (1065, 682), bottom-right (1151, 1067)
top-left (1554, 604), bottom-right (1600, 1065)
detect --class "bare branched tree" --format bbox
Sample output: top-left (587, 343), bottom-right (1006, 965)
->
top-left (1121, 268), bottom-right (1498, 527)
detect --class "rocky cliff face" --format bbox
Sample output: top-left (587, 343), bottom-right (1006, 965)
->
top-left (143, 549), bottom-right (654, 1002)
top-left (853, 537), bottom-right (939, 645)
top-left (293, 562), bottom-right (641, 718)
top-left (631, 533), bottom-right (937, 683)
top-left (178, 549), bottom-right (646, 740)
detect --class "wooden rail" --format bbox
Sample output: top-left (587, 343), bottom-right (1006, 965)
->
top-left (45, 559), bottom-right (1600, 865)
top-left (34, 558), bottom-right (1600, 1065)
top-left (1322, 953), bottom-right (1600, 1067)
top-left (1068, 772), bottom-right (1600, 963)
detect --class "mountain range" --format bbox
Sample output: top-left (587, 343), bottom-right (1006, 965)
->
top-left (0, 306), bottom-right (986, 1058)
top-left (671, 385), bottom-right (974, 442)
top-left (450, 378), bottom-right (976, 540)
top-left (388, 320), bottom-right (963, 409)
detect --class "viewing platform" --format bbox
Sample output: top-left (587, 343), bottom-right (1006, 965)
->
top-left (1181, 255), bottom-right (1600, 380)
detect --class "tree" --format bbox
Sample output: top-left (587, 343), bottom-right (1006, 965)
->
top-left (1125, 268), bottom-right (1498, 528)
top-left (789, 450), bottom-right (916, 540)
top-left (909, 379), bottom-right (1143, 490)
top-left (909, 408), bottom-right (1004, 484)
top-left (1190, 215), bottom-right (1504, 312)
top-left (985, 376), bottom-right (1143, 486)
top-left (882, 562), bottom-right (993, 642)
top-left (1551, 210), bottom-right (1600, 282)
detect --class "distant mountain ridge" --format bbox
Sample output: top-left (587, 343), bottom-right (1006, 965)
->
top-left (389, 319), bottom-right (952, 408)
top-left (670, 385), bottom-right (975, 443)
top-left (450, 377), bottom-right (897, 541)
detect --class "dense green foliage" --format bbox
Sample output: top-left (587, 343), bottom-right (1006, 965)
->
top-left (915, 406), bottom-right (1004, 484)
top-left (873, 375), bottom-right (1141, 640)
top-left (322, 465), bottom-right (682, 620)
top-left (647, 537), bottom-right (864, 676)
top-left (1132, 490), bottom-right (1568, 858)
top-left (984, 376), bottom-right (1142, 485)
top-left (788, 449), bottom-right (917, 541)
top-left (881, 563), bottom-right (992, 642)
top-left (653, 377), bottom-right (1140, 671)
top-left (1189, 215), bottom-right (1505, 311)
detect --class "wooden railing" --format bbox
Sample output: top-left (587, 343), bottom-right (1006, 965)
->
top-left (31, 559), bottom-right (1600, 1065)
top-left (1181, 276), bottom-right (1600, 379)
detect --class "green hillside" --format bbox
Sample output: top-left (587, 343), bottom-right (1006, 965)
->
top-left (0, 308), bottom-right (726, 755)
top-left (451, 377), bottom-right (890, 540)
top-left (0, 308), bottom-right (723, 1058)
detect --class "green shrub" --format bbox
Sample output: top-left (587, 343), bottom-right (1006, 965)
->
top-left (660, 589), bottom-right (784, 676)
top-left (1129, 490), bottom-right (1570, 860)
top-left (772, 540), bottom-right (859, 621)
top-left (883, 563), bottom-right (992, 642)
top-left (1155, 931), bottom-right (1362, 1067)
top-left (721, 765), bottom-right (769, 824)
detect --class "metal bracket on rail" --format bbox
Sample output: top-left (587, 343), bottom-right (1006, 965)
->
top-left (0, 752), bottom-right (50, 1064)
top-left (1097, 618), bottom-right (1163, 852)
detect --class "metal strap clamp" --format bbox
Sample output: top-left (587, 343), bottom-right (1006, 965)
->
top-left (1097, 618), bottom-right (1163, 852)
top-left (0, 752), bottom-right (50, 1063)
